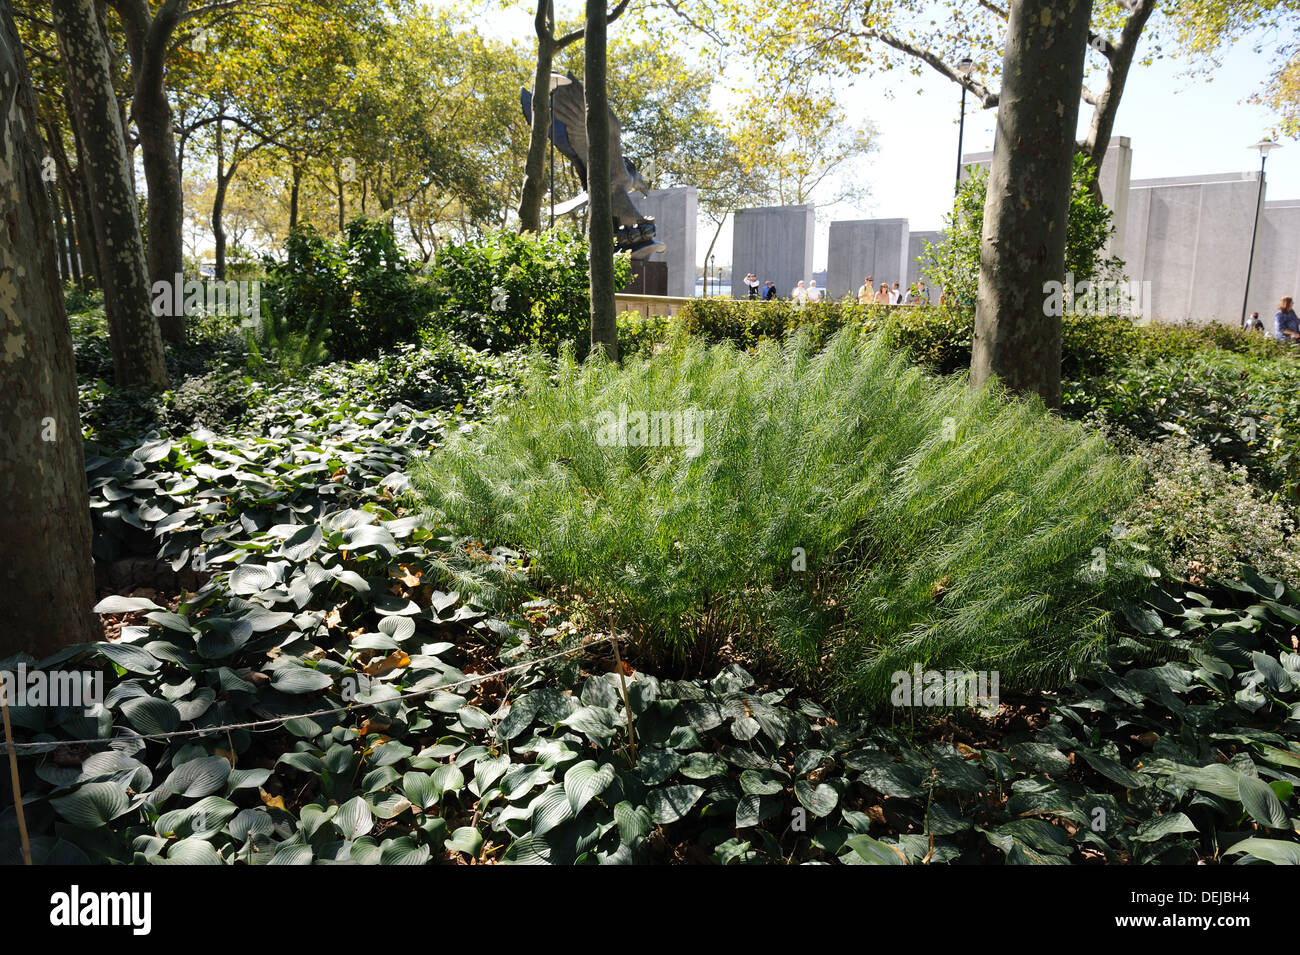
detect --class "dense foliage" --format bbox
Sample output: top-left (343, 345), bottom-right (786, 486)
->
top-left (424, 229), bottom-right (632, 358)
top-left (262, 220), bottom-right (438, 362)
top-left (921, 154), bottom-right (1125, 311)
top-left (416, 328), bottom-right (1147, 704)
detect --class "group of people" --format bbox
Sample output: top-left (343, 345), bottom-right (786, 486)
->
top-left (740, 271), bottom-right (932, 306)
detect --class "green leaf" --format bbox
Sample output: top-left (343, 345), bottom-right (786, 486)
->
top-left (1238, 773), bottom-right (1289, 829)
top-left (1133, 812), bottom-right (1197, 842)
top-left (844, 834), bottom-right (906, 865)
top-left (793, 780), bottom-right (838, 817)
top-left (646, 785), bottom-right (704, 824)
top-left (563, 760), bottom-right (615, 815)
top-left (51, 782), bottom-right (129, 829)
top-left (1225, 837), bottom-right (1300, 864)
top-left (446, 827), bottom-right (483, 856)
top-left (163, 756), bottom-right (232, 798)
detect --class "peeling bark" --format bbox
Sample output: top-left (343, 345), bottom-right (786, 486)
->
top-left (0, 1), bottom-right (98, 655)
top-left (52, 0), bottom-right (167, 389)
top-left (970, 0), bottom-right (1094, 409)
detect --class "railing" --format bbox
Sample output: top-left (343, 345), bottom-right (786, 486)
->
top-left (614, 293), bottom-right (699, 319)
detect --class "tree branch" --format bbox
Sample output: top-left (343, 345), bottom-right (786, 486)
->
top-left (864, 28), bottom-right (999, 107)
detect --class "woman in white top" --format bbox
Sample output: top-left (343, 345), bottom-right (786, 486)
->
top-left (807, 280), bottom-right (823, 304)
top-left (791, 280), bottom-right (808, 305)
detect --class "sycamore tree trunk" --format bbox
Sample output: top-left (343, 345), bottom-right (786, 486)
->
top-left (0, 3), bottom-right (98, 655)
top-left (519, 0), bottom-right (556, 235)
top-left (114, 0), bottom-right (187, 342)
top-left (970, 0), bottom-right (1093, 409)
top-left (52, 0), bottom-right (167, 389)
top-left (584, 0), bottom-right (617, 361)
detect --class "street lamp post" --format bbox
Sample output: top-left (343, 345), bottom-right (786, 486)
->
top-left (954, 57), bottom-right (974, 196)
top-left (1241, 139), bottom-right (1281, 326)
top-left (549, 88), bottom-right (555, 230)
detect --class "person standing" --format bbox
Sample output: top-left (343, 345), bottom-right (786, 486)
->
top-left (807, 279), bottom-right (823, 304)
top-left (1274, 297), bottom-right (1300, 343)
top-left (763, 280), bottom-right (778, 301)
top-left (857, 275), bottom-right (874, 304)
top-left (792, 280), bottom-right (808, 306)
top-left (745, 272), bottom-right (760, 299)
top-left (874, 282), bottom-right (891, 305)
top-left (890, 282), bottom-right (902, 304)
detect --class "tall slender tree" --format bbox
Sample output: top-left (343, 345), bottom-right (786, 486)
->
top-left (518, 0), bottom-right (629, 234)
top-left (970, 0), bottom-right (1094, 407)
top-left (1, 0), bottom-right (98, 655)
top-left (584, 0), bottom-right (617, 361)
top-left (51, 0), bottom-right (167, 389)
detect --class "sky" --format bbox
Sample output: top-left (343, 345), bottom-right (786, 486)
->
top-left (443, 1), bottom-right (1296, 271)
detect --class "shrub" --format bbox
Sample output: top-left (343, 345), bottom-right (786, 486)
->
top-left (262, 219), bottom-right (435, 361)
top-left (1064, 349), bottom-right (1300, 500)
top-left (423, 228), bottom-right (631, 358)
top-left (415, 327), bottom-right (1146, 705)
top-left (921, 153), bottom-right (1125, 312)
top-left (1116, 435), bottom-right (1300, 585)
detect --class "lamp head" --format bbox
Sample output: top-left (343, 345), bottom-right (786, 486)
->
top-left (1251, 139), bottom-right (1281, 158)
top-left (957, 57), bottom-right (975, 77)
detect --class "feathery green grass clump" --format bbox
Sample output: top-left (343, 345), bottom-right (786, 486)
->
top-left (414, 327), bottom-right (1146, 705)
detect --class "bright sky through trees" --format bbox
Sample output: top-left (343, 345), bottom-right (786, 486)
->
top-left (442, 0), bottom-right (1296, 270)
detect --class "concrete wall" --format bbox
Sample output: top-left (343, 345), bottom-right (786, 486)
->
top-left (826, 219), bottom-right (909, 299)
top-left (1247, 200), bottom-right (1300, 321)
top-left (1125, 171), bottom-right (1264, 324)
top-left (963, 138), bottom-right (1133, 259)
top-left (908, 230), bottom-right (944, 293)
top-left (731, 205), bottom-right (815, 299)
top-left (636, 187), bottom-right (697, 299)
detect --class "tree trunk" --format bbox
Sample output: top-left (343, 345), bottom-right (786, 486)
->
top-left (213, 120), bottom-right (227, 280)
top-left (289, 161), bottom-right (302, 232)
top-left (50, 178), bottom-right (70, 284)
top-left (62, 182), bottom-right (84, 289)
top-left (1082, 0), bottom-right (1155, 197)
top-left (970, 0), bottom-right (1093, 409)
top-left (52, 0), bottom-right (167, 389)
top-left (584, 0), bottom-right (617, 361)
top-left (0, 3), bottom-right (98, 655)
top-left (519, 0), bottom-right (555, 235)
top-left (115, 0), bottom-right (186, 342)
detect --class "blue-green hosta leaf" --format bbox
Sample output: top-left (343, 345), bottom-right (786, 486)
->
top-left (119, 696), bottom-right (180, 735)
top-left (740, 769), bottom-right (785, 796)
top-left (96, 641), bottom-right (162, 675)
top-left (843, 835), bottom-right (906, 865)
top-left (647, 785), bottom-right (704, 825)
top-left (93, 596), bottom-right (163, 614)
top-left (1078, 749), bottom-right (1148, 789)
top-left (229, 564), bottom-right (278, 596)
top-left (678, 752), bottom-right (727, 780)
top-left (272, 666), bottom-right (333, 694)
top-left (335, 796), bottom-right (374, 839)
top-left (157, 838), bottom-right (223, 865)
top-left (402, 772), bottom-right (437, 810)
top-left (614, 801), bottom-right (653, 846)
top-left (794, 780), bottom-right (839, 818)
top-left (268, 843), bottom-right (314, 865)
top-left (51, 782), bottom-right (130, 828)
top-left (1133, 812), bottom-right (1198, 842)
top-left (560, 705), bottom-right (618, 745)
top-left (379, 836), bottom-right (431, 864)
top-left (430, 763), bottom-right (465, 799)
top-left (163, 756), bottom-right (232, 798)
top-left (1008, 742), bottom-right (1071, 775)
top-left (564, 760), bottom-right (616, 815)
top-left (445, 827), bottom-right (482, 856)
top-left (1238, 773), bottom-right (1290, 828)
top-left (529, 785), bottom-right (574, 836)
top-left (1225, 837), bottom-right (1300, 864)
